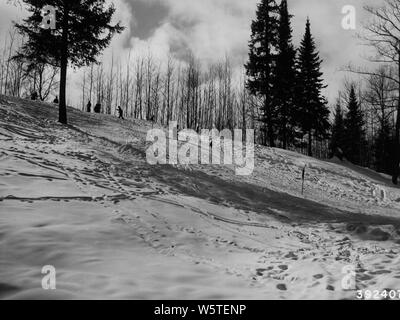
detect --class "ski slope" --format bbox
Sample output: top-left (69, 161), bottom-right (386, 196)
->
top-left (1, 95), bottom-right (400, 300)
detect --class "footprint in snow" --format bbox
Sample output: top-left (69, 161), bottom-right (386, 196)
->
top-left (277, 284), bottom-right (287, 291)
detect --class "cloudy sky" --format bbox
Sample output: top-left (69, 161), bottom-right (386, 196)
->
top-left (0, 0), bottom-right (381, 105)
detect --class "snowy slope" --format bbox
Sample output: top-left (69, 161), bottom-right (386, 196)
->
top-left (1, 95), bottom-right (400, 300)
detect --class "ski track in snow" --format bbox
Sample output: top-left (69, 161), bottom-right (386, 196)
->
top-left (1, 95), bottom-right (400, 300)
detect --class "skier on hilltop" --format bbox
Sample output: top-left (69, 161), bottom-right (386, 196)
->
top-left (86, 100), bottom-right (92, 113)
top-left (117, 106), bottom-right (124, 120)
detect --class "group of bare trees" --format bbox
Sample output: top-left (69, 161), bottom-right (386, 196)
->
top-left (0, 28), bottom-right (59, 101)
top-left (0, 29), bottom-right (22, 97)
top-left (79, 52), bottom-right (254, 133)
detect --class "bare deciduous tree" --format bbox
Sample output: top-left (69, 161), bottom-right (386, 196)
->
top-left (349, 0), bottom-right (400, 183)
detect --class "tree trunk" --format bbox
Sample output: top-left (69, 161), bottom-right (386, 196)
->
top-left (59, 53), bottom-right (68, 124)
top-left (393, 53), bottom-right (400, 185)
top-left (263, 95), bottom-right (275, 147)
top-left (268, 115), bottom-right (275, 147)
top-left (308, 131), bottom-right (313, 157)
top-left (282, 115), bottom-right (288, 150)
top-left (59, 6), bottom-right (69, 124)
top-left (393, 106), bottom-right (400, 184)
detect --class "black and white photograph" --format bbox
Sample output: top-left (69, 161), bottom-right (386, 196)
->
top-left (1, 0), bottom-right (400, 305)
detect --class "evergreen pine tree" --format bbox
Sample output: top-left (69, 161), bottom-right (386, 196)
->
top-left (296, 18), bottom-right (330, 156)
top-left (343, 86), bottom-right (365, 165)
top-left (274, 0), bottom-right (297, 149)
top-left (14, 0), bottom-right (124, 124)
top-left (375, 118), bottom-right (393, 174)
top-left (245, 0), bottom-right (279, 147)
top-left (330, 100), bottom-right (345, 159)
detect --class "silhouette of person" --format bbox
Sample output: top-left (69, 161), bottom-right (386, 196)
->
top-left (86, 101), bottom-right (92, 113)
top-left (94, 103), bottom-right (101, 114)
top-left (31, 91), bottom-right (38, 101)
top-left (117, 106), bottom-right (124, 120)
top-left (149, 115), bottom-right (155, 128)
top-left (53, 96), bottom-right (59, 104)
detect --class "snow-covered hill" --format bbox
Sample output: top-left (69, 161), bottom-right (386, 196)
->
top-left (1, 95), bottom-right (400, 300)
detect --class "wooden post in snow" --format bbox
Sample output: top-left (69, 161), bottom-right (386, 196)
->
top-left (302, 165), bottom-right (306, 195)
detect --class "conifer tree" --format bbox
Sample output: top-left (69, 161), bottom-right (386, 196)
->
top-left (296, 18), bottom-right (330, 156)
top-left (375, 118), bottom-right (393, 174)
top-left (343, 86), bottom-right (365, 165)
top-left (330, 100), bottom-right (345, 158)
top-left (274, 0), bottom-right (297, 150)
top-left (245, 0), bottom-right (279, 146)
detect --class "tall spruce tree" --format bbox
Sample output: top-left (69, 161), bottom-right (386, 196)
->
top-left (296, 18), bottom-right (330, 156)
top-left (14, 0), bottom-right (124, 124)
top-left (274, 0), bottom-right (297, 150)
top-left (343, 86), bottom-right (365, 165)
top-left (375, 118), bottom-right (393, 174)
top-left (245, 0), bottom-right (279, 147)
top-left (330, 100), bottom-right (345, 158)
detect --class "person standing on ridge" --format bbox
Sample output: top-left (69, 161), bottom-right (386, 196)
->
top-left (117, 106), bottom-right (124, 120)
top-left (86, 101), bottom-right (92, 113)
top-left (94, 102), bottom-right (101, 114)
